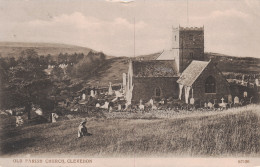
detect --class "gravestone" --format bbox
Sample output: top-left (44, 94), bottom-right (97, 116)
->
top-left (139, 104), bottom-right (144, 110)
top-left (82, 93), bottom-right (86, 100)
top-left (234, 96), bottom-right (239, 104)
top-left (108, 82), bottom-right (113, 95)
top-left (221, 97), bottom-right (224, 103)
top-left (149, 99), bottom-right (154, 106)
top-left (152, 105), bottom-right (157, 110)
top-left (109, 106), bottom-right (113, 112)
top-left (139, 99), bottom-right (144, 110)
top-left (208, 102), bottom-right (213, 108)
top-left (228, 94), bottom-right (232, 103)
top-left (16, 116), bottom-right (23, 127)
top-left (243, 91), bottom-right (248, 98)
top-left (90, 90), bottom-right (95, 97)
top-left (96, 103), bottom-right (100, 108)
top-left (51, 113), bottom-right (58, 123)
top-left (102, 101), bottom-right (109, 109)
top-left (190, 98), bottom-right (194, 105)
top-left (118, 104), bottom-right (121, 111)
top-left (219, 97), bottom-right (227, 108)
top-left (115, 91), bottom-right (122, 98)
top-left (35, 108), bottom-right (43, 115)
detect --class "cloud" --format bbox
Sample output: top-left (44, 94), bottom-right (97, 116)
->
top-left (29, 12), bottom-right (102, 29)
top-left (29, 12), bottom-right (145, 30)
top-left (22, 12), bottom-right (149, 56)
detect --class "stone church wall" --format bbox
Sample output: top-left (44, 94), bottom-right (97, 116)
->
top-left (132, 77), bottom-right (179, 103)
top-left (192, 64), bottom-right (231, 104)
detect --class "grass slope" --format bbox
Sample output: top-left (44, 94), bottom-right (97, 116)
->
top-left (85, 57), bottom-right (129, 86)
top-left (1, 105), bottom-right (259, 157)
top-left (0, 42), bottom-right (92, 57)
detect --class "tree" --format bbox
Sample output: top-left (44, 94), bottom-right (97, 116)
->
top-left (70, 51), bottom-right (106, 77)
top-left (3, 49), bottom-right (53, 119)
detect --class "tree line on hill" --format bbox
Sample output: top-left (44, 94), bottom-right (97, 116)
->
top-left (0, 49), bottom-right (106, 119)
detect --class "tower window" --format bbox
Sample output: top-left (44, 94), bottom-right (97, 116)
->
top-left (155, 87), bottom-right (161, 97)
top-left (205, 76), bottom-right (216, 93)
top-left (175, 35), bottom-right (176, 41)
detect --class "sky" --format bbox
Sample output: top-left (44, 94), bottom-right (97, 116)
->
top-left (0, 0), bottom-right (260, 58)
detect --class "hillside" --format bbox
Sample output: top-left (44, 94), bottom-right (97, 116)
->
top-left (0, 105), bottom-right (259, 157)
top-left (0, 42), bottom-right (93, 58)
top-left (84, 52), bottom-right (260, 86)
top-left (136, 52), bottom-right (162, 60)
top-left (85, 57), bottom-right (129, 86)
top-left (204, 52), bottom-right (260, 74)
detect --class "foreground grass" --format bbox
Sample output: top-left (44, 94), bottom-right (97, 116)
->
top-left (0, 105), bottom-right (259, 157)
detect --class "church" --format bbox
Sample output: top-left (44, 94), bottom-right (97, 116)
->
top-left (125, 26), bottom-right (231, 105)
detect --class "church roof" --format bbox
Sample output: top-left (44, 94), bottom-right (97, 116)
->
top-left (156, 50), bottom-right (175, 60)
top-left (132, 60), bottom-right (179, 77)
top-left (177, 60), bottom-right (210, 86)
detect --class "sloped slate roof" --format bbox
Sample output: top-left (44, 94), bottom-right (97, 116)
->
top-left (132, 60), bottom-right (179, 77)
top-left (177, 60), bottom-right (210, 86)
top-left (156, 50), bottom-right (175, 60)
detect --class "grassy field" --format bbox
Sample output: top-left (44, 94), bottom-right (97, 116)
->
top-left (0, 105), bottom-right (259, 157)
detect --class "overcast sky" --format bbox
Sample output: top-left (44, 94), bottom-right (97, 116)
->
top-left (0, 0), bottom-right (259, 58)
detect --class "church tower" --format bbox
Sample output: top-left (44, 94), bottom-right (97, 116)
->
top-left (172, 26), bottom-right (204, 72)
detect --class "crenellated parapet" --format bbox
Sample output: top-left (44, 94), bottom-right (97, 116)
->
top-left (173, 26), bottom-right (204, 31)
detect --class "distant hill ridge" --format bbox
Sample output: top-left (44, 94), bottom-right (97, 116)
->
top-left (0, 42), bottom-right (85, 48)
top-left (0, 42), bottom-right (93, 58)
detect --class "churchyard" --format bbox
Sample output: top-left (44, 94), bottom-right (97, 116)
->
top-left (0, 74), bottom-right (259, 157)
top-left (0, 104), bottom-right (259, 157)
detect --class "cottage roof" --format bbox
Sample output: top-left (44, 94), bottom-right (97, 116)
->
top-left (156, 50), bottom-right (175, 60)
top-left (132, 60), bottom-right (179, 77)
top-left (177, 60), bottom-right (210, 86)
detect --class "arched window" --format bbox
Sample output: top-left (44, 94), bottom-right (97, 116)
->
top-left (205, 76), bottom-right (216, 93)
top-left (155, 87), bottom-right (161, 97)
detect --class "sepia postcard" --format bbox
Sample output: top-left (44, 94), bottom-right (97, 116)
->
top-left (0, 0), bottom-right (260, 166)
